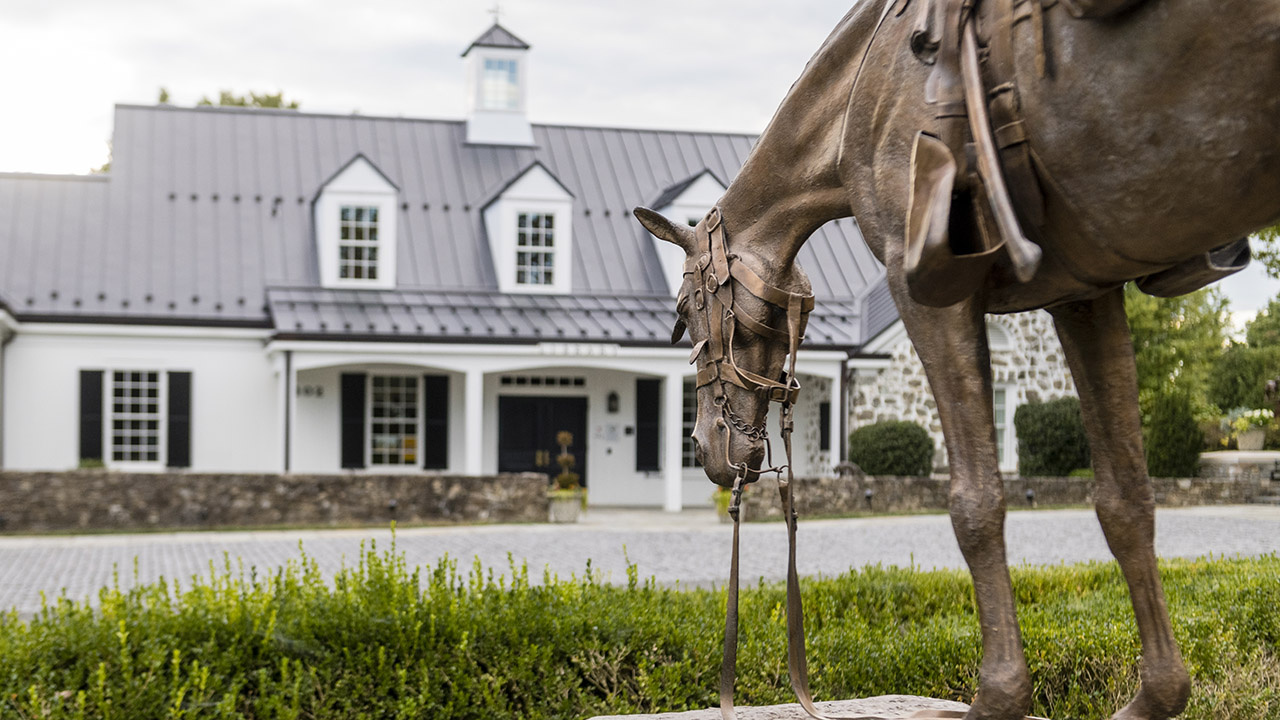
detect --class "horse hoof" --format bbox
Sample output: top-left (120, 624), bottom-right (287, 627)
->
top-left (962, 670), bottom-right (1032, 720)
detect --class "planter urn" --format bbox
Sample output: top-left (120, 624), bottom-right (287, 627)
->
top-left (1238, 428), bottom-right (1266, 451)
top-left (548, 491), bottom-right (583, 523)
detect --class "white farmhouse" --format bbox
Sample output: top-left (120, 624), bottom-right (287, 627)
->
top-left (0, 23), bottom-right (1074, 508)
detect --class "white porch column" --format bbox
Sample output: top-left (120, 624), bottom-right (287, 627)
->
top-left (464, 369), bottom-right (485, 475)
top-left (828, 371), bottom-right (843, 467)
top-left (663, 371), bottom-right (685, 512)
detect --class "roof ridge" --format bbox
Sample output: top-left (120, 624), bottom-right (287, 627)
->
top-left (0, 172), bottom-right (109, 182)
top-left (114, 103), bottom-right (760, 139)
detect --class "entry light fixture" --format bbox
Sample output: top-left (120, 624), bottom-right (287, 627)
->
top-left (607, 391), bottom-right (620, 414)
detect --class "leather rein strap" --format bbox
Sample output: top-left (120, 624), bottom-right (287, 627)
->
top-left (685, 209), bottom-right (872, 720)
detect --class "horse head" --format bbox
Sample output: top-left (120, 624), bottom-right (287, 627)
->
top-left (634, 206), bottom-right (813, 489)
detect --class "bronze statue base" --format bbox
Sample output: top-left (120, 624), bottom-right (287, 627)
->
top-left (587, 695), bottom-right (1050, 719)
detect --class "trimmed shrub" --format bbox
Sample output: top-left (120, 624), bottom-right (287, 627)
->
top-left (2, 544), bottom-right (1278, 720)
top-left (1145, 390), bottom-right (1204, 477)
top-left (847, 420), bottom-right (934, 476)
top-left (1014, 397), bottom-right (1090, 476)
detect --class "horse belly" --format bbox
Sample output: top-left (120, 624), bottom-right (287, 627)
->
top-left (1017, 0), bottom-right (1280, 272)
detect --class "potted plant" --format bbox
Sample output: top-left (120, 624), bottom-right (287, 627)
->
top-left (1222, 408), bottom-right (1275, 451)
top-left (712, 486), bottom-right (744, 523)
top-left (547, 431), bottom-right (586, 523)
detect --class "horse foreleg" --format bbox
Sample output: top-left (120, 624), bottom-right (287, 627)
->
top-left (1049, 290), bottom-right (1191, 720)
top-left (895, 292), bottom-right (1031, 720)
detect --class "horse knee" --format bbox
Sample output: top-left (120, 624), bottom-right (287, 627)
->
top-left (949, 474), bottom-right (1007, 559)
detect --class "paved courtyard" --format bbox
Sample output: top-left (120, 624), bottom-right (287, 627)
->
top-left (1, 505), bottom-right (1278, 617)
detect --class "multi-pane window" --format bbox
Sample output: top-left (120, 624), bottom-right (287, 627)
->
top-left (516, 212), bottom-right (555, 286)
top-left (371, 376), bottom-right (419, 466)
top-left (682, 378), bottom-right (701, 468)
top-left (111, 371), bottom-right (160, 463)
top-left (339, 205), bottom-right (379, 280)
top-left (481, 58), bottom-right (520, 110)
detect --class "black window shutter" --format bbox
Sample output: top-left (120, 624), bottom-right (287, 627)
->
top-left (819, 401), bottom-right (832, 452)
top-left (636, 378), bottom-right (661, 471)
top-left (422, 375), bottom-right (449, 470)
top-left (79, 370), bottom-right (104, 462)
top-left (341, 373), bottom-right (367, 469)
top-left (167, 371), bottom-right (193, 468)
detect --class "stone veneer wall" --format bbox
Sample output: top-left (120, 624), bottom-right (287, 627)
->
top-left (740, 474), bottom-right (1272, 521)
top-left (849, 311), bottom-right (1077, 470)
top-left (0, 472), bottom-right (549, 532)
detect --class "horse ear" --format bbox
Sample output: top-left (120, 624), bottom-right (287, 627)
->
top-left (634, 207), bottom-right (697, 254)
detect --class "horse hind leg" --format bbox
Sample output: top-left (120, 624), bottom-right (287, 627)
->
top-left (1049, 289), bottom-right (1191, 720)
top-left (891, 284), bottom-right (1032, 720)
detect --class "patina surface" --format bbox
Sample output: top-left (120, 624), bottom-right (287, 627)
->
top-left (635, 1), bottom-right (1280, 719)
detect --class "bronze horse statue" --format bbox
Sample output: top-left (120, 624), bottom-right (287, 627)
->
top-left (635, 0), bottom-right (1280, 718)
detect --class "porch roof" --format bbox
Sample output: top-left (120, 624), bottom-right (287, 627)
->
top-left (266, 287), bottom-right (863, 349)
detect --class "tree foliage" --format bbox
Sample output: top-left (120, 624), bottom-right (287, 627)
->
top-left (1252, 225), bottom-right (1280, 278)
top-left (1123, 284), bottom-right (1230, 407)
top-left (197, 89), bottom-right (300, 109)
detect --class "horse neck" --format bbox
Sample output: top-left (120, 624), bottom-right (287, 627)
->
top-left (718, 1), bottom-right (883, 268)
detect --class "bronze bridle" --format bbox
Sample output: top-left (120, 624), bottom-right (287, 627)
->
top-left (677, 209), bottom-right (864, 720)
top-left (678, 206), bottom-right (814, 497)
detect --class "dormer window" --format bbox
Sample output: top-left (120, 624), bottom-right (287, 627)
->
top-left (484, 161), bottom-right (574, 294)
top-left (313, 155), bottom-right (399, 289)
top-left (516, 212), bottom-right (556, 286)
top-left (482, 58), bottom-right (520, 111)
top-left (339, 206), bottom-right (380, 280)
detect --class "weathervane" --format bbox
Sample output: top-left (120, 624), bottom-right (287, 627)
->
top-left (488, 3), bottom-right (504, 24)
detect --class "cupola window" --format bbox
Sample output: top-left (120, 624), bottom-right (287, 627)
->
top-left (482, 59), bottom-right (520, 111)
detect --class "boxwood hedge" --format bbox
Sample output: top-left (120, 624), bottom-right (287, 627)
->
top-left (1, 540), bottom-right (1276, 719)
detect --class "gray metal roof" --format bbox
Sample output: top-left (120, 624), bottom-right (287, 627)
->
top-left (0, 103), bottom-right (889, 346)
top-left (860, 277), bottom-right (898, 348)
top-left (268, 286), bottom-right (862, 348)
top-left (649, 169), bottom-right (724, 210)
top-left (462, 23), bottom-right (530, 56)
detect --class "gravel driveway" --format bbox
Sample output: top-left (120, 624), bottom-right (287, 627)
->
top-left (1, 505), bottom-right (1277, 617)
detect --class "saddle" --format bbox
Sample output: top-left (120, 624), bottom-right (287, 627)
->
top-left (902, 0), bottom-right (1247, 307)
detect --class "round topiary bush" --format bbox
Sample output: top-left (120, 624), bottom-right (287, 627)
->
top-left (847, 420), bottom-right (935, 476)
top-left (1014, 396), bottom-right (1091, 476)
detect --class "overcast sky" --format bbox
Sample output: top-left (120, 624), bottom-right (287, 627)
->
top-left (1, 0), bottom-right (1273, 318)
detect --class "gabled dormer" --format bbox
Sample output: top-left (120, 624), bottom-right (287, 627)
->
top-left (463, 23), bottom-right (535, 147)
top-left (649, 169), bottom-right (727, 295)
top-left (483, 161), bottom-right (574, 294)
top-left (313, 155), bottom-right (399, 289)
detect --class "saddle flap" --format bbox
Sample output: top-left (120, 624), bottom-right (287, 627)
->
top-left (1135, 238), bottom-right (1252, 298)
top-left (906, 133), bottom-right (1007, 307)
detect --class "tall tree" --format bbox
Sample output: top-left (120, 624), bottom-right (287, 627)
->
top-left (1124, 283), bottom-right (1230, 405)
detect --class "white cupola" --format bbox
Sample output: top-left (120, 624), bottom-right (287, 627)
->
top-left (462, 23), bottom-right (535, 147)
